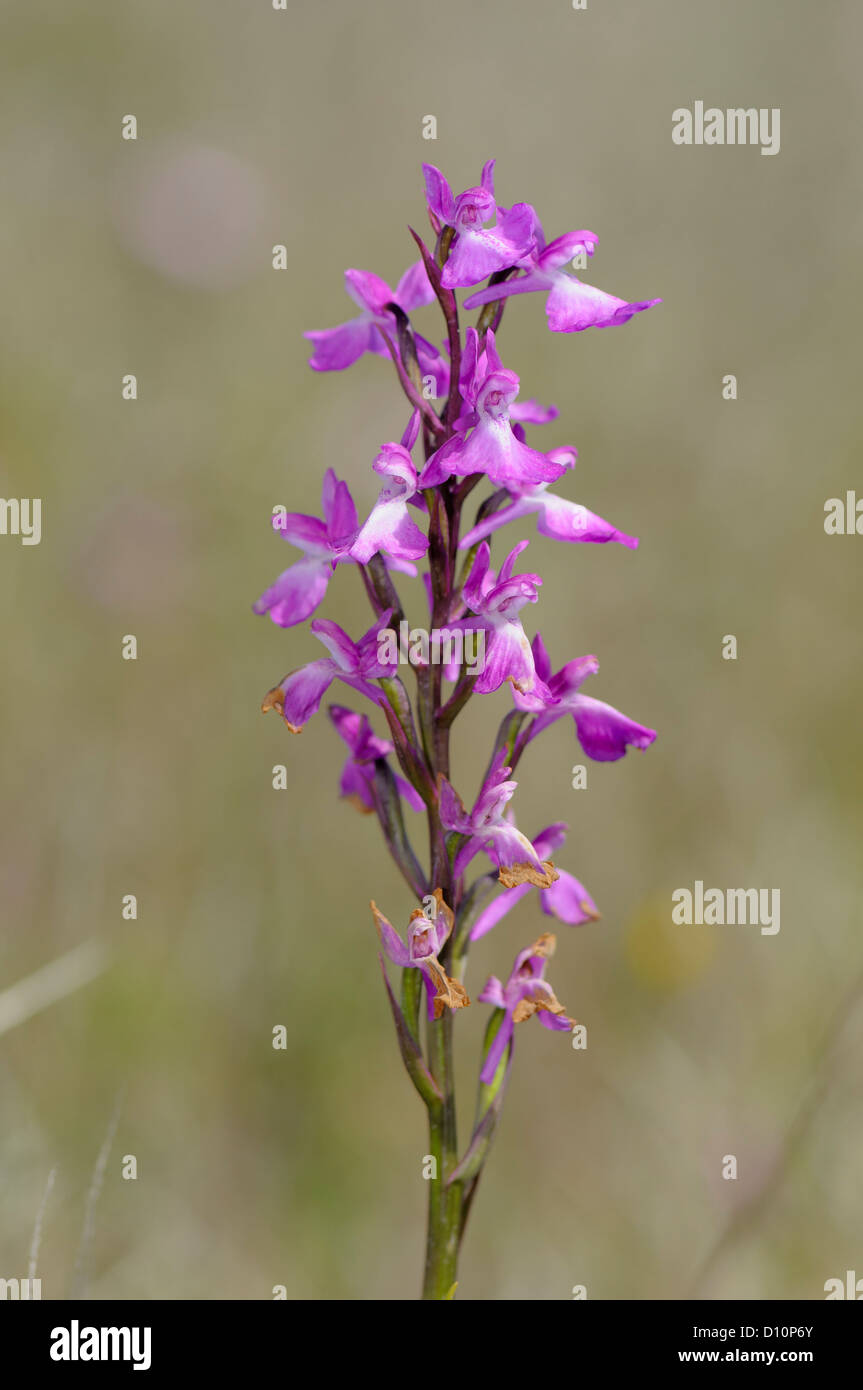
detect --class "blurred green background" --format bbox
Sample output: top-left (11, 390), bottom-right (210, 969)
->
top-left (1, 0), bottom-right (861, 1300)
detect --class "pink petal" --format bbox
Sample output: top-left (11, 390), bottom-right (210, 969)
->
top-left (395, 775), bottom-right (425, 813)
top-left (540, 868), bottom-right (599, 925)
top-left (570, 694), bottom-right (657, 761)
top-left (531, 633), bottom-right (553, 685)
top-left (459, 496), bottom-right (540, 548)
top-left (439, 777), bottom-right (473, 835)
top-left (487, 822), bottom-right (544, 871)
top-left (321, 470), bottom-right (358, 543)
top-left (510, 399), bottom-right (559, 426)
top-left (478, 974), bottom-right (507, 1009)
top-left (479, 1011), bottom-right (515, 1084)
top-left (470, 883), bottom-right (531, 942)
top-left (310, 619), bottom-right (358, 670)
top-left (549, 656), bottom-right (600, 698)
top-left (537, 1010), bottom-right (574, 1033)
top-left (422, 164), bottom-right (455, 225)
top-left (448, 417), bottom-right (567, 487)
top-left (351, 499), bottom-right (428, 564)
top-left (304, 317), bottom-right (381, 371)
top-left (546, 275), bottom-right (661, 332)
top-left (462, 271), bottom-right (548, 311)
top-left (537, 496), bottom-right (638, 548)
top-left (344, 268), bottom-right (393, 313)
top-left (272, 511), bottom-right (330, 553)
top-left (339, 760), bottom-right (375, 810)
top-left (537, 230), bottom-right (599, 272)
top-left (532, 822), bottom-right (567, 859)
top-left (393, 261), bottom-right (436, 311)
top-left (252, 556), bottom-right (331, 628)
top-left (281, 658), bottom-right (338, 727)
top-left (376, 910), bottom-right (411, 967)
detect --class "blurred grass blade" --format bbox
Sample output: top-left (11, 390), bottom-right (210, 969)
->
top-left (0, 940), bottom-right (108, 1037)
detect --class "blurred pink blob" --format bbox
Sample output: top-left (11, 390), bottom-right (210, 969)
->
top-left (114, 144), bottom-right (268, 289)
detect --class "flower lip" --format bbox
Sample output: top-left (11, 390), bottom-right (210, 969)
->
top-left (453, 187), bottom-right (495, 230)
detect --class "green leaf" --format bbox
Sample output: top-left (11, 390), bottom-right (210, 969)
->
top-left (379, 956), bottom-right (442, 1112)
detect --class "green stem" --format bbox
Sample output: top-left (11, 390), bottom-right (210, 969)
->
top-left (422, 1008), bottom-right (462, 1299)
top-left (417, 542), bottom-right (463, 1296)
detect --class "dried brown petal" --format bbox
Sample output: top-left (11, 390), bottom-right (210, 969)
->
top-left (369, 900), bottom-right (390, 942)
top-left (425, 957), bottom-right (470, 1018)
top-left (529, 932), bottom-right (557, 958)
top-left (260, 685), bottom-right (284, 715)
top-left (534, 989), bottom-right (567, 1017)
top-left (511, 997), bottom-right (537, 1024)
top-left (428, 887), bottom-right (455, 936)
top-left (498, 860), bottom-right (559, 889)
top-left (260, 682), bottom-right (301, 733)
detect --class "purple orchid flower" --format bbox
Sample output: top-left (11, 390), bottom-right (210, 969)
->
top-left (261, 611), bottom-right (397, 732)
top-left (419, 329), bottom-right (567, 489)
top-left (459, 447), bottom-right (638, 551)
top-left (373, 889), bottom-right (469, 1019)
top-left (253, 469), bottom-right (418, 629)
top-left (514, 634), bottom-right (657, 762)
top-left (439, 750), bottom-right (558, 888)
top-left (478, 933), bottom-right (575, 1084)
top-left (470, 823), bottom-right (600, 941)
top-left (350, 411), bottom-right (429, 565)
top-left (423, 160), bottom-right (536, 290)
top-left (252, 468), bottom-right (360, 629)
top-left (457, 539), bottom-right (549, 695)
top-left (328, 705), bottom-right (424, 814)
top-left (304, 263), bottom-right (438, 372)
top-left (464, 224), bottom-right (661, 332)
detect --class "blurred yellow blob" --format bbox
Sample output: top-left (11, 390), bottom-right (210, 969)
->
top-left (625, 897), bottom-right (717, 991)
